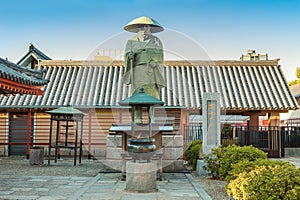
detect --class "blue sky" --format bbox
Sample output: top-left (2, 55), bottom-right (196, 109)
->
top-left (1, 0), bottom-right (300, 81)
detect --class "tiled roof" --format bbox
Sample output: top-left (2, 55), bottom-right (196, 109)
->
top-left (0, 57), bottom-right (49, 95)
top-left (0, 60), bottom-right (297, 111)
top-left (0, 58), bottom-right (49, 86)
top-left (17, 44), bottom-right (51, 66)
top-left (0, 58), bottom-right (48, 86)
top-left (288, 109), bottom-right (300, 120)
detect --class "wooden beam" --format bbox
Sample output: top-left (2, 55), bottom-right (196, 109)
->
top-left (0, 77), bottom-right (44, 95)
top-left (268, 112), bottom-right (280, 127)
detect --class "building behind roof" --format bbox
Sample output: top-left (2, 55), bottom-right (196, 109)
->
top-left (240, 50), bottom-right (268, 61)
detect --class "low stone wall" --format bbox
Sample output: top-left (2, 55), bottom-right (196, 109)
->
top-left (285, 148), bottom-right (300, 157)
top-left (0, 147), bottom-right (8, 156)
top-left (161, 135), bottom-right (185, 171)
top-left (105, 134), bottom-right (185, 172)
top-left (104, 135), bottom-right (123, 171)
top-left (0, 145), bottom-right (107, 158)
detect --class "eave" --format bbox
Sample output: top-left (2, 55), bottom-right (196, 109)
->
top-left (0, 77), bottom-right (44, 95)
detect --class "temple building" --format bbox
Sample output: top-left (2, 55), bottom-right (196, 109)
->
top-left (0, 45), bottom-right (297, 158)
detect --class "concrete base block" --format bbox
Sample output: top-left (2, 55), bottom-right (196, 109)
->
top-left (162, 135), bottom-right (174, 147)
top-left (162, 135), bottom-right (183, 147)
top-left (126, 161), bottom-right (157, 192)
top-left (163, 147), bottom-right (183, 160)
top-left (196, 159), bottom-right (209, 176)
top-left (106, 147), bottom-right (122, 159)
top-left (162, 160), bottom-right (174, 172)
top-left (174, 160), bottom-right (185, 171)
top-left (174, 135), bottom-right (183, 147)
top-left (162, 160), bottom-right (185, 172)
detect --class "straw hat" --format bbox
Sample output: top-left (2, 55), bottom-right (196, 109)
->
top-left (124, 16), bottom-right (164, 33)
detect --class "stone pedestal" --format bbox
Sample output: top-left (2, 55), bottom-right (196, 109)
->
top-left (161, 135), bottom-right (184, 172)
top-left (106, 125), bottom-right (184, 173)
top-left (125, 161), bottom-right (157, 192)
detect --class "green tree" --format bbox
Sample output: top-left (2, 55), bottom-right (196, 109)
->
top-left (289, 67), bottom-right (300, 86)
top-left (296, 67), bottom-right (300, 79)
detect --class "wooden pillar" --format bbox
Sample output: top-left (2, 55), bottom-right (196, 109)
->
top-left (48, 115), bottom-right (53, 164)
top-left (268, 112), bottom-right (280, 127)
top-left (119, 109), bottom-right (122, 124)
top-left (249, 114), bottom-right (259, 128)
top-left (80, 117), bottom-right (83, 164)
top-left (179, 109), bottom-right (184, 135)
top-left (88, 109), bottom-right (92, 159)
top-left (180, 109), bottom-right (189, 136)
top-left (26, 111), bottom-right (31, 159)
top-left (268, 112), bottom-right (281, 157)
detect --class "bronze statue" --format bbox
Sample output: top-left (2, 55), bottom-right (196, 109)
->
top-left (123, 16), bottom-right (165, 124)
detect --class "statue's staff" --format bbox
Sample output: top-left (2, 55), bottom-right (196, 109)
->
top-left (128, 48), bottom-right (146, 90)
top-left (130, 43), bottom-right (134, 90)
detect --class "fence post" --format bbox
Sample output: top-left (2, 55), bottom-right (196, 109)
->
top-left (26, 111), bottom-right (31, 159)
top-left (281, 127), bottom-right (285, 157)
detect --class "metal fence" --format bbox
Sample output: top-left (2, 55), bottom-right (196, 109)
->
top-left (281, 126), bottom-right (300, 148)
top-left (236, 126), bottom-right (284, 158)
top-left (183, 124), bottom-right (238, 147)
top-left (183, 125), bottom-right (299, 158)
top-left (183, 124), bottom-right (202, 144)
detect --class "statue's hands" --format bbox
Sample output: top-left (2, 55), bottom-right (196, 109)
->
top-left (135, 48), bottom-right (146, 54)
top-left (149, 61), bottom-right (157, 68)
top-left (128, 52), bottom-right (135, 59)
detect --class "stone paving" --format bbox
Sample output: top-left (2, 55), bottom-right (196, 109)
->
top-left (277, 156), bottom-right (300, 168)
top-left (0, 173), bottom-right (209, 200)
top-left (0, 156), bottom-right (299, 200)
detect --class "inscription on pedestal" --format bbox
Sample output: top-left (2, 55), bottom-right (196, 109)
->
top-left (207, 100), bottom-right (217, 145)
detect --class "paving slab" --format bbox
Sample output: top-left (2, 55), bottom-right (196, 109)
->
top-left (0, 173), bottom-right (210, 200)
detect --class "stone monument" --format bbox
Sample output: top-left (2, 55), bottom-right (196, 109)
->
top-left (197, 93), bottom-right (221, 176)
top-left (202, 92), bottom-right (221, 155)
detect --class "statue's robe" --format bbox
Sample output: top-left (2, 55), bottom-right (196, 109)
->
top-left (123, 34), bottom-right (165, 99)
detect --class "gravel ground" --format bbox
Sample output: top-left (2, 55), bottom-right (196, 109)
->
top-left (0, 156), bottom-right (232, 199)
top-left (194, 175), bottom-right (233, 200)
top-left (0, 156), bottom-right (104, 177)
